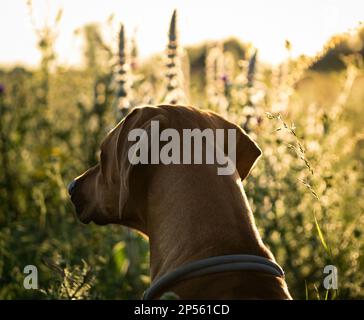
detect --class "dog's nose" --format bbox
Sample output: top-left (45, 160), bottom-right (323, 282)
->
top-left (68, 180), bottom-right (77, 196)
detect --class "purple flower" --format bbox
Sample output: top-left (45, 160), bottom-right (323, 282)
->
top-left (0, 84), bottom-right (5, 95)
top-left (221, 74), bottom-right (229, 83)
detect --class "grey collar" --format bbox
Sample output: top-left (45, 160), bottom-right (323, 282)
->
top-left (143, 254), bottom-right (285, 300)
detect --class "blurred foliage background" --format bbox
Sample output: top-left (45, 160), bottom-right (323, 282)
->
top-left (0, 8), bottom-right (363, 300)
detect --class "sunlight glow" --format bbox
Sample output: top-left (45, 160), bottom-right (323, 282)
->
top-left (1, 0), bottom-right (363, 66)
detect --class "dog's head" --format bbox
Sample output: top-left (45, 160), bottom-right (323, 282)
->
top-left (69, 105), bottom-right (261, 234)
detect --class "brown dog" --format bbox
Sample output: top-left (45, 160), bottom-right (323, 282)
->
top-left (69, 105), bottom-right (292, 299)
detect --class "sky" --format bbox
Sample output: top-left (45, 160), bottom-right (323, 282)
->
top-left (1, 0), bottom-right (363, 67)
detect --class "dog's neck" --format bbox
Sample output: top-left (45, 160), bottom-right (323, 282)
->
top-left (145, 165), bottom-right (273, 282)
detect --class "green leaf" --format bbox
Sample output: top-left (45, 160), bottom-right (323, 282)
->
top-left (112, 241), bottom-right (129, 274)
top-left (314, 212), bottom-right (330, 256)
top-left (325, 290), bottom-right (329, 300)
top-left (305, 280), bottom-right (309, 300)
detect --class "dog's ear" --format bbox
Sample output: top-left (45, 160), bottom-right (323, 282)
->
top-left (234, 125), bottom-right (262, 180)
top-left (113, 107), bottom-right (168, 222)
top-left (207, 111), bottom-right (262, 181)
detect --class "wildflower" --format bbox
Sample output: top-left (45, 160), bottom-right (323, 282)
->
top-left (164, 10), bottom-right (186, 105)
top-left (247, 50), bottom-right (258, 88)
top-left (221, 74), bottom-right (229, 84)
top-left (113, 24), bottom-right (132, 120)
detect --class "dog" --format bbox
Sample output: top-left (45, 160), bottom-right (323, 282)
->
top-left (69, 105), bottom-right (292, 299)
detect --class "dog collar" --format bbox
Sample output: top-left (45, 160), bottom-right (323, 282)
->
top-left (142, 254), bottom-right (285, 300)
